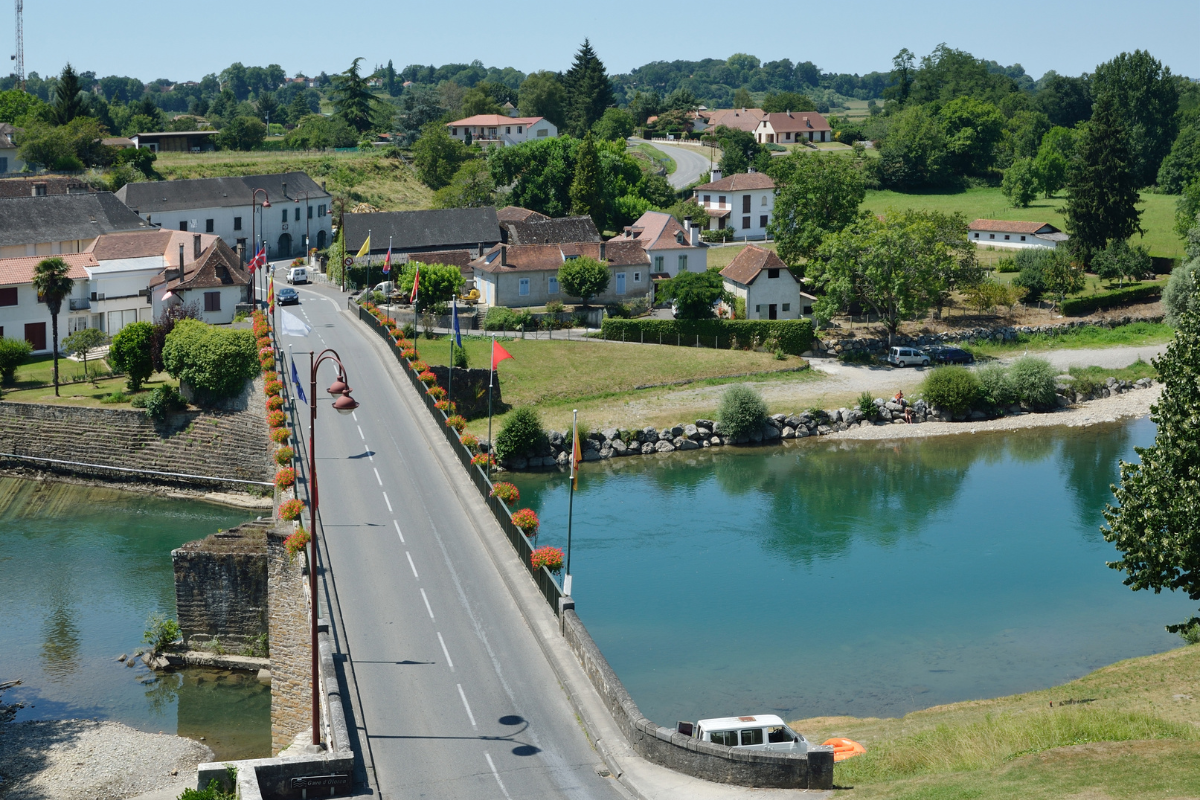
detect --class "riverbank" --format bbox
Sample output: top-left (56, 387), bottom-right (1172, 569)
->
top-left (0, 719), bottom-right (213, 800)
top-left (0, 467), bottom-right (272, 510)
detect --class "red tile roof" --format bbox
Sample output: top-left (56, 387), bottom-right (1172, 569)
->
top-left (968, 219), bottom-right (1060, 234)
top-left (0, 252), bottom-right (95, 286)
top-left (496, 206), bottom-right (548, 224)
top-left (719, 245), bottom-right (794, 286)
top-left (150, 239), bottom-right (249, 290)
top-left (619, 210), bottom-right (703, 251)
top-left (447, 114), bottom-right (545, 127)
top-left (763, 111), bottom-right (831, 133)
top-left (471, 239), bottom-right (649, 274)
top-left (694, 172), bottom-right (775, 192)
top-left (702, 108), bottom-right (765, 133)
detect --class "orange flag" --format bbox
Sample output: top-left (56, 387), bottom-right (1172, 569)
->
top-left (571, 416), bottom-right (582, 490)
top-left (491, 340), bottom-right (514, 370)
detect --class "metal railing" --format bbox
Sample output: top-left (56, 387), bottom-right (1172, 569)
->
top-left (355, 303), bottom-right (564, 613)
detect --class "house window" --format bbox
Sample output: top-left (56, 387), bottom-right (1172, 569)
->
top-left (506, 127), bottom-right (511, 134)
top-left (205, 219), bottom-right (214, 233)
top-left (767, 268), bottom-right (779, 279)
top-left (294, 207), bottom-right (300, 222)
top-left (179, 221), bottom-right (188, 231)
top-left (755, 305), bottom-right (761, 313)
top-left (308, 206), bottom-right (313, 219)
top-left (452, 127), bottom-right (458, 135)
top-left (782, 303), bottom-right (790, 311)
top-left (989, 234), bottom-right (995, 239)
top-left (718, 195), bottom-right (726, 207)
top-left (678, 255), bottom-right (688, 272)
top-left (0, 287), bottom-right (17, 306)
top-left (489, 127), bottom-right (497, 137)
top-left (518, 126), bottom-right (523, 133)
top-left (518, 278), bottom-right (530, 296)
top-left (703, 194), bottom-right (711, 205)
top-left (234, 216), bottom-right (242, 231)
top-left (742, 195), bottom-right (751, 213)
top-left (654, 256), bottom-right (664, 271)
top-left (281, 209), bottom-right (288, 224)
top-left (318, 204), bottom-right (326, 217)
top-left (974, 232), bottom-right (979, 238)
top-left (761, 195), bottom-right (767, 206)
top-left (0, 157), bottom-right (7, 173)
top-left (1004, 235), bottom-right (1010, 240)
top-left (633, 272), bottom-right (641, 282)
top-left (537, 128), bottom-right (548, 137)
top-left (742, 216), bottom-right (751, 230)
top-left (204, 291), bottom-right (221, 312)
top-left (548, 277), bottom-right (559, 294)
top-left (1020, 235), bottom-right (1026, 241)
top-left (760, 215), bottom-right (768, 228)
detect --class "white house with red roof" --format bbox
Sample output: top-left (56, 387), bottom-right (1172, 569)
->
top-left (719, 245), bottom-right (812, 320)
top-left (611, 210), bottom-right (707, 279)
top-left (755, 111), bottom-right (832, 144)
top-left (446, 115), bottom-right (557, 147)
top-left (692, 169), bottom-right (777, 239)
top-left (968, 219), bottom-right (1068, 250)
top-left (0, 253), bottom-right (95, 352)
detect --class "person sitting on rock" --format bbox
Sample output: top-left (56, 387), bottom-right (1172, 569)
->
top-left (895, 390), bottom-right (913, 423)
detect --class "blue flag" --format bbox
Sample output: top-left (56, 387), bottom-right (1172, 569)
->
top-left (290, 357), bottom-right (307, 405)
top-left (452, 298), bottom-right (462, 348)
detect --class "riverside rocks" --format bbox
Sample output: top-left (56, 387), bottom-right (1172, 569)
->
top-left (493, 379), bottom-right (1157, 471)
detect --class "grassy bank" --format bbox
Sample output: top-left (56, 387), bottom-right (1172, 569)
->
top-left (1, 353), bottom-right (170, 407)
top-left (631, 143), bottom-right (676, 175)
top-left (796, 644), bottom-right (1200, 799)
top-left (961, 322), bottom-right (1176, 359)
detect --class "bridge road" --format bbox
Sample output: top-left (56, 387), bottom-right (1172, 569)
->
top-left (282, 282), bottom-right (626, 800)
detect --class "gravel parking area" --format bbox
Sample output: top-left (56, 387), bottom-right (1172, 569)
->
top-left (0, 719), bottom-right (212, 800)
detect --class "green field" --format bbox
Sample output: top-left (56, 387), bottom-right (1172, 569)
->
top-left (960, 321), bottom-right (1176, 359)
top-left (863, 186), bottom-right (1184, 259)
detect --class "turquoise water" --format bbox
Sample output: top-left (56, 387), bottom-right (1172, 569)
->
top-left (0, 478), bottom-right (270, 760)
top-left (513, 418), bottom-right (1195, 725)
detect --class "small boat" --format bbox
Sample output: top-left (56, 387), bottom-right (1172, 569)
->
top-left (822, 737), bottom-right (867, 762)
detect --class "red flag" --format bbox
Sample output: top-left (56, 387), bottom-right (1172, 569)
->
top-left (383, 247), bottom-right (392, 275)
top-left (491, 340), bottom-right (514, 370)
top-left (248, 245), bottom-right (266, 273)
top-left (410, 265), bottom-right (420, 303)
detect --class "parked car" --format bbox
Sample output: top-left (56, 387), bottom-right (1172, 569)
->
top-left (276, 287), bottom-right (300, 305)
top-left (679, 715), bottom-right (811, 754)
top-left (925, 346), bottom-right (975, 365)
top-left (287, 267), bottom-right (308, 285)
top-left (886, 346), bottom-right (930, 367)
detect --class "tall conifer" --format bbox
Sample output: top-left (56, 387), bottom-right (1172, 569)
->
top-left (570, 133), bottom-right (604, 230)
top-left (563, 40), bottom-right (614, 138)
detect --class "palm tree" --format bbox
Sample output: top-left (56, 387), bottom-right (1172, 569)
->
top-left (32, 258), bottom-right (74, 397)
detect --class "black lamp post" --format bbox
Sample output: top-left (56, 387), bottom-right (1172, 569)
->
top-left (250, 189), bottom-right (271, 307)
top-left (306, 349), bottom-right (359, 746)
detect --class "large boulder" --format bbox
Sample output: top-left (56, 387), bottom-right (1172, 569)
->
top-left (655, 440), bottom-right (675, 453)
top-left (677, 439), bottom-right (700, 451)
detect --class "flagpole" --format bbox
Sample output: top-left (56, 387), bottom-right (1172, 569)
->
top-left (566, 408), bottom-right (577, 595)
top-left (486, 338), bottom-right (494, 482)
top-left (448, 298), bottom-right (454, 407)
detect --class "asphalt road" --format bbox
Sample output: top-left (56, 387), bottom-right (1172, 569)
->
top-left (630, 139), bottom-right (714, 189)
top-left (278, 280), bottom-right (625, 800)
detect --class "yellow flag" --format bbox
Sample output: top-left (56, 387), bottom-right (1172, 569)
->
top-left (355, 235), bottom-right (371, 258)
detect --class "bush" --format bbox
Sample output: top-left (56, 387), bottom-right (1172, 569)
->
top-left (717, 384), bottom-right (767, 440)
top-left (494, 407), bottom-right (547, 461)
top-left (109, 321), bottom-right (155, 391)
top-left (1162, 259), bottom-right (1199, 326)
top-left (100, 391), bottom-right (129, 404)
top-left (857, 391), bottom-right (879, 420)
top-left (545, 300), bottom-right (565, 314)
top-left (600, 318), bottom-right (814, 355)
top-left (977, 363), bottom-right (1016, 407)
top-left (1059, 283), bottom-right (1162, 316)
top-left (144, 384), bottom-right (186, 421)
top-left (701, 227), bottom-right (736, 243)
top-left (142, 612), bottom-right (181, 651)
top-left (162, 319), bottom-right (258, 402)
top-left (921, 366), bottom-right (981, 413)
top-left (1007, 356), bottom-right (1058, 408)
top-left (484, 306), bottom-right (534, 331)
top-left (452, 345), bottom-right (469, 369)
top-left (0, 337), bottom-right (32, 383)
top-left (179, 778), bottom-right (236, 800)
top-left (995, 257), bottom-right (1019, 274)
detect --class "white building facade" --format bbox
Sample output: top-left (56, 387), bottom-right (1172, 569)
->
top-left (692, 171), bottom-right (776, 240)
top-left (0, 254), bottom-right (95, 353)
top-left (446, 115), bottom-right (557, 147)
top-left (968, 219), bottom-right (1068, 250)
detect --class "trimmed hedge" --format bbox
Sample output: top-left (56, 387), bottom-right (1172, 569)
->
top-left (1060, 284), bottom-right (1162, 316)
top-left (599, 318), bottom-right (815, 355)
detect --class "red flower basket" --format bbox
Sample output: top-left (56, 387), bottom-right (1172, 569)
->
top-left (264, 380), bottom-right (283, 397)
top-left (274, 446), bottom-right (294, 466)
top-left (426, 385), bottom-right (446, 400)
top-left (278, 498), bottom-right (304, 521)
top-left (275, 467), bottom-right (296, 489)
top-left (284, 526), bottom-right (310, 560)
top-left (490, 481), bottom-right (520, 506)
top-left (271, 427), bottom-right (291, 444)
top-left (267, 395), bottom-right (285, 411)
top-left (262, 371), bottom-right (278, 383)
top-left (445, 414), bottom-right (467, 433)
top-left (511, 508), bottom-right (540, 536)
top-left (402, 348), bottom-right (418, 360)
top-left (472, 452), bottom-right (496, 468)
top-left (460, 432), bottom-right (479, 452)
top-left (267, 410), bottom-right (287, 428)
top-left (434, 399), bottom-right (457, 413)
top-left (260, 356), bottom-right (276, 371)
top-left (531, 545), bottom-right (563, 572)
top-left (257, 336), bottom-right (272, 350)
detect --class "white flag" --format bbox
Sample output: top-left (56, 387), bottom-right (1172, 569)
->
top-left (280, 309), bottom-right (311, 337)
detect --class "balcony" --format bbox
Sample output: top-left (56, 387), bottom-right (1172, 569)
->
top-left (69, 297), bottom-right (90, 311)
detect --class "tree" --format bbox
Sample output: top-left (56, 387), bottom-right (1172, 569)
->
top-left (1176, 179), bottom-right (1200, 240)
top-left (331, 57), bottom-right (378, 133)
top-left (570, 133), bottom-right (603, 227)
top-left (768, 152), bottom-right (866, 266)
top-left (898, 209), bottom-right (983, 319)
top-left (397, 262), bottom-right (465, 311)
top-left (658, 270), bottom-right (726, 319)
top-left (1157, 124), bottom-right (1200, 194)
top-left (1163, 259), bottom-right (1199, 326)
top-left (433, 160), bottom-right (496, 209)
top-left (761, 92), bottom-right (815, 113)
top-left (664, 87), bottom-right (699, 112)
top-left (0, 337), bottom-right (33, 384)
top-left (256, 91), bottom-right (280, 126)
top-left (51, 63), bottom-right (89, 125)
top-left (1102, 304), bottom-right (1200, 635)
top-left (1092, 50), bottom-right (1179, 187)
top-left (284, 114), bottom-right (357, 149)
top-left (412, 123), bottom-right (469, 190)
top-left (286, 92), bottom-right (313, 127)
top-left (109, 321), bottom-right (155, 391)
top-left (1001, 157), bottom-right (1038, 207)
top-left (875, 103), bottom-right (949, 190)
top-left (591, 108), bottom-right (634, 141)
top-left (714, 126), bottom-right (769, 176)
top-left (0, 89), bottom-right (48, 123)
top-left (562, 40), bottom-right (614, 138)
top-left (938, 96), bottom-right (1005, 176)
top-left (216, 116), bottom-right (266, 151)
top-left (518, 71), bottom-right (566, 128)
top-left (883, 48), bottom-right (915, 105)
top-left (1034, 126), bottom-right (1075, 197)
top-left (383, 60), bottom-right (398, 96)
top-left (31, 258), bottom-right (74, 396)
top-left (732, 87), bottom-right (754, 109)
top-left (809, 214), bottom-right (952, 343)
top-left (1093, 239), bottom-right (1152, 288)
top-left (557, 256), bottom-right (609, 306)
top-left (628, 90), bottom-right (660, 126)
top-left (1035, 72), bottom-right (1092, 128)
top-left (161, 319), bottom-right (257, 402)
top-left (16, 116), bottom-right (106, 170)
top-left (460, 87), bottom-right (501, 117)
top-left (1043, 250), bottom-right (1087, 306)
top-left (61, 328), bottom-right (105, 381)
top-left (220, 63), bottom-right (251, 100)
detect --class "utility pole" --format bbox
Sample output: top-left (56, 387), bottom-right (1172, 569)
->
top-left (12, 0), bottom-right (24, 91)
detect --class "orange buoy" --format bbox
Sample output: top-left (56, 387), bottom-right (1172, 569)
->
top-left (822, 738), bottom-right (867, 762)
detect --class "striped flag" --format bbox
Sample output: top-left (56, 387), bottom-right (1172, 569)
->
top-left (382, 246), bottom-right (392, 274)
top-left (410, 265), bottom-right (420, 304)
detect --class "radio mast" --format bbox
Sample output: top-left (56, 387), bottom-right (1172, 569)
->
top-left (12, 0), bottom-right (23, 91)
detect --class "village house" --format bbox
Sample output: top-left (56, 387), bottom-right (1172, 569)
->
top-left (149, 238), bottom-right (250, 325)
top-left (755, 110), bottom-right (832, 144)
top-left (129, 130), bottom-right (218, 153)
top-left (471, 240), bottom-right (649, 308)
top-left (611, 210), bottom-right (707, 279)
top-left (0, 123), bottom-right (25, 174)
top-left (0, 253), bottom-right (95, 353)
top-left (501, 215), bottom-right (600, 245)
top-left (342, 208), bottom-right (502, 271)
top-left (445, 114), bottom-right (557, 147)
top-left (692, 108), bottom-right (765, 134)
top-left (692, 169), bottom-right (776, 239)
top-left (719, 245), bottom-right (812, 320)
top-left (968, 219), bottom-right (1068, 250)
top-left (0, 192), bottom-right (150, 260)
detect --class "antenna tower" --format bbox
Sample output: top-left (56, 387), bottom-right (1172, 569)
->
top-left (12, 0), bottom-right (23, 91)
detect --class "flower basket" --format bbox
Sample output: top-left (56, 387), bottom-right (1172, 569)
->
top-left (278, 498), bottom-right (304, 521)
top-left (264, 380), bottom-right (283, 397)
top-left (267, 395), bottom-right (285, 412)
top-left (259, 346), bottom-right (274, 358)
top-left (260, 356), bottom-right (276, 371)
top-left (401, 348), bottom-right (418, 360)
top-left (418, 370), bottom-right (438, 386)
top-left (490, 481), bottom-right (520, 506)
top-left (274, 446), bottom-right (294, 466)
top-left (412, 360), bottom-right (429, 374)
top-left (434, 399), bottom-right (457, 413)
top-left (275, 467), bottom-right (296, 489)
top-left (271, 427), bottom-right (291, 444)
top-left (472, 453), bottom-right (496, 468)
top-left (266, 410), bottom-right (287, 428)
top-left (531, 545), bottom-right (563, 572)
top-left (426, 385), bottom-right (446, 400)
top-left (511, 508), bottom-right (540, 536)
top-left (257, 336), bottom-right (272, 350)
top-left (395, 338), bottom-right (410, 350)
top-left (445, 414), bottom-right (467, 433)
top-left (460, 432), bottom-right (479, 452)
top-left (284, 527), bottom-right (310, 560)
top-left (262, 371), bottom-right (278, 384)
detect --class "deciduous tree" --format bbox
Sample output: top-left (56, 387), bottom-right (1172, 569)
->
top-left (557, 256), bottom-right (609, 306)
top-left (518, 71), bottom-right (566, 129)
top-left (1092, 50), bottom-right (1179, 187)
top-left (1001, 157), bottom-right (1038, 207)
top-left (215, 116), bottom-right (266, 151)
top-left (412, 123), bottom-right (469, 190)
top-left (657, 270), bottom-right (726, 319)
top-left (433, 160), bottom-right (496, 209)
top-left (1092, 238), bottom-right (1152, 288)
top-left (768, 152), bottom-right (865, 266)
top-left (61, 327), bottom-right (106, 381)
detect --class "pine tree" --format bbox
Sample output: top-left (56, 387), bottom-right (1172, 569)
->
top-left (1064, 91), bottom-right (1143, 264)
top-left (1103, 305), bottom-right (1200, 635)
top-left (286, 92), bottom-right (311, 127)
top-left (52, 63), bottom-right (89, 126)
top-left (332, 57), bottom-right (378, 133)
top-left (570, 133), bottom-right (604, 229)
top-left (384, 60), bottom-right (397, 97)
top-left (563, 40), bottom-right (614, 138)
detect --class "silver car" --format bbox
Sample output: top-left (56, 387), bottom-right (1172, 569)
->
top-left (887, 346), bottom-right (930, 367)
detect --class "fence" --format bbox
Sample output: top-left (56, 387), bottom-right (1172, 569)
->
top-left (355, 302), bottom-right (564, 614)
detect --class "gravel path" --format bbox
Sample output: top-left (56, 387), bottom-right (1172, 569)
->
top-left (0, 720), bottom-right (213, 800)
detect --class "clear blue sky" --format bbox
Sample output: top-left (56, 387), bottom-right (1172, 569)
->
top-left (9, 0), bottom-right (1199, 82)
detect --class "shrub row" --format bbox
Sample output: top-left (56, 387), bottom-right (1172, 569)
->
top-left (599, 318), bottom-right (815, 355)
top-left (921, 357), bottom-right (1059, 413)
top-left (1060, 284), bottom-right (1162, 316)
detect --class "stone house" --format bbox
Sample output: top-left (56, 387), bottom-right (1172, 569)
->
top-left (692, 170), bottom-right (776, 240)
top-left (471, 240), bottom-right (650, 308)
top-left (719, 245), bottom-right (811, 320)
top-left (149, 238), bottom-right (250, 325)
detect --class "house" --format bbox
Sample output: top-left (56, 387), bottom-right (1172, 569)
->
top-left (968, 219), bottom-right (1068, 250)
top-left (0, 123), bottom-right (25, 175)
top-left (342, 208), bottom-right (501, 260)
top-left (149, 238), bottom-right (250, 325)
top-left (692, 169), bottom-right (776, 239)
top-left (719, 245), bottom-right (810, 320)
top-left (755, 111), bottom-right (832, 144)
top-left (0, 252), bottom-right (96, 352)
top-left (496, 206), bottom-right (547, 224)
top-left (445, 115), bottom-right (557, 147)
top-left (611, 210), bottom-right (707, 279)
top-left (117, 172), bottom-right (333, 259)
top-left (130, 130), bottom-right (218, 153)
top-left (471, 240), bottom-right (650, 308)
top-left (0, 192), bottom-right (150, 259)
top-left (501, 215), bottom-right (600, 245)
top-left (0, 176), bottom-right (94, 198)
top-left (694, 108), bottom-right (765, 135)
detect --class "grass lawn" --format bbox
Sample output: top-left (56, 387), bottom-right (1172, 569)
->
top-left (11, 352), bottom-right (114, 386)
top-left (631, 143), bottom-right (676, 175)
top-left (797, 644), bottom-right (1200, 799)
top-left (1, 370), bottom-right (173, 407)
top-left (960, 321), bottom-right (1176, 359)
top-left (863, 186), bottom-right (1185, 259)
top-left (156, 149), bottom-right (434, 212)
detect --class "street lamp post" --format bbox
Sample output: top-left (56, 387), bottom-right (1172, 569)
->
top-left (295, 191), bottom-right (312, 262)
top-left (306, 349), bottom-right (360, 747)
top-left (250, 189), bottom-right (271, 307)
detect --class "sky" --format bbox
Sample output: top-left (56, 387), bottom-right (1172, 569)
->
top-left (7, 0), bottom-right (1199, 83)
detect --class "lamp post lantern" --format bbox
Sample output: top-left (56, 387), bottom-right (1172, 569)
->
top-left (250, 189), bottom-right (271, 307)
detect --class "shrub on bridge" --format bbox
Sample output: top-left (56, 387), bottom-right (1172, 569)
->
top-left (162, 319), bottom-right (258, 402)
top-left (599, 318), bottom-right (814, 355)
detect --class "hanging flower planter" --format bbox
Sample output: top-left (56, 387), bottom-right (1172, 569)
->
top-left (411, 360), bottom-right (428, 373)
top-left (271, 427), bottom-right (291, 444)
top-left (531, 545), bottom-right (564, 573)
top-left (426, 385), bottom-right (446, 400)
top-left (490, 481), bottom-right (520, 506)
top-left (274, 446), bottom-right (294, 466)
top-left (267, 395), bottom-right (285, 412)
top-left (264, 380), bottom-right (284, 397)
top-left (401, 348), bottom-right (418, 360)
top-left (445, 414), bottom-right (467, 433)
top-left (278, 498), bottom-right (304, 521)
top-left (262, 371), bottom-right (278, 384)
top-left (284, 526), bottom-right (310, 560)
top-left (459, 432), bottom-right (479, 452)
top-left (418, 370), bottom-right (438, 386)
top-left (472, 452), bottom-right (496, 468)
top-left (275, 467), bottom-right (296, 489)
top-left (434, 399), bottom-right (457, 413)
top-left (511, 508), bottom-right (540, 536)
top-left (266, 410), bottom-right (287, 428)
top-left (260, 356), bottom-right (276, 371)
top-left (257, 336), bottom-right (272, 350)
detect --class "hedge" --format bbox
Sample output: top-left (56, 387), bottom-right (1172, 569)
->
top-left (599, 318), bottom-right (815, 355)
top-left (1060, 284), bottom-right (1162, 316)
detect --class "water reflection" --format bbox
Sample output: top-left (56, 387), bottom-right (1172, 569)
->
top-left (40, 593), bottom-right (81, 680)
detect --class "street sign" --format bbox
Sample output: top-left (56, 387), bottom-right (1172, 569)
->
top-left (290, 773), bottom-right (351, 795)
top-left (344, 257), bottom-right (353, 267)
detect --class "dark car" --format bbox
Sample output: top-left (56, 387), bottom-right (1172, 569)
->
top-left (276, 287), bottom-right (300, 306)
top-left (925, 346), bottom-right (974, 365)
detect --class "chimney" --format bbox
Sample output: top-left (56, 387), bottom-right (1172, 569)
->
top-left (499, 245), bottom-right (507, 267)
top-left (236, 242), bottom-right (245, 264)
top-left (599, 242), bottom-right (606, 261)
top-left (321, 180), bottom-right (326, 191)
top-left (178, 243), bottom-right (185, 269)
top-left (711, 167), bottom-right (723, 182)
top-left (282, 182), bottom-right (288, 197)
top-left (689, 223), bottom-right (700, 247)
top-left (193, 234), bottom-right (202, 260)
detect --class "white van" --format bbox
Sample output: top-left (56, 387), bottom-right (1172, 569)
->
top-left (684, 715), bottom-right (810, 753)
top-left (886, 346), bottom-right (929, 367)
top-left (287, 267), bottom-right (309, 285)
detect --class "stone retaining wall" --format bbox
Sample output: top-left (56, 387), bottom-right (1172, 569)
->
top-left (267, 524), bottom-right (310, 755)
top-left (172, 521), bottom-right (269, 650)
